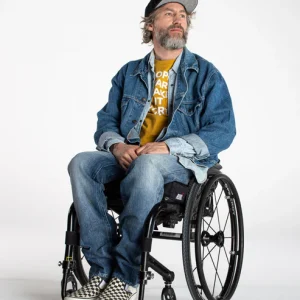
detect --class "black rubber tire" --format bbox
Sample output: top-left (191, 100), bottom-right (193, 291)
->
top-left (182, 181), bottom-right (205, 300)
top-left (182, 174), bottom-right (244, 300)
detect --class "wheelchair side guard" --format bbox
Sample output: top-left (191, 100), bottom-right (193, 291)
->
top-left (156, 179), bottom-right (196, 228)
top-left (163, 181), bottom-right (190, 204)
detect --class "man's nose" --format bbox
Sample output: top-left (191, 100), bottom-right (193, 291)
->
top-left (173, 14), bottom-right (181, 25)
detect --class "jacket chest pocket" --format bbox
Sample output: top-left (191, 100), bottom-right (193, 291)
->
top-left (177, 100), bottom-right (203, 116)
top-left (120, 95), bottom-right (146, 127)
top-left (173, 99), bottom-right (203, 133)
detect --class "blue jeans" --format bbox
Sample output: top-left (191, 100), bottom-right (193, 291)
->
top-left (68, 151), bottom-right (193, 287)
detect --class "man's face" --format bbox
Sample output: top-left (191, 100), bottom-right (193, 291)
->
top-left (149, 2), bottom-right (189, 50)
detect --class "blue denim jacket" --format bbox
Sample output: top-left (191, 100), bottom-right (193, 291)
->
top-left (94, 47), bottom-right (236, 182)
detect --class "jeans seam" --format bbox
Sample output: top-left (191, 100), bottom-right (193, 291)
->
top-left (93, 180), bottom-right (114, 247)
top-left (92, 161), bottom-right (119, 182)
top-left (89, 272), bottom-right (110, 281)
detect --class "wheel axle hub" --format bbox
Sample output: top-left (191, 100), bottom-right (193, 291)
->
top-left (201, 230), bottom-right (224, 247)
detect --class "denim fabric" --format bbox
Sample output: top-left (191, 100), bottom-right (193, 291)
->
top-left (68, 151), bottom-right (193, 287)
top-left (148, 50), bottom-right (183, 124)
top-left (94, 47), bottom-right (236, 180)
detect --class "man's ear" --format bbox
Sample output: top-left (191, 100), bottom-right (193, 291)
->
top-left (147, 23), bottom-right (154, 32)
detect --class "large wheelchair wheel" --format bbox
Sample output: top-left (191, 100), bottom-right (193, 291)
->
top-left (182, 173), bottom-right (244, 300)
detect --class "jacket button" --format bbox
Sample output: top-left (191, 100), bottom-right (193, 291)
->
top-left (132, 120), bottom-right (137, 124)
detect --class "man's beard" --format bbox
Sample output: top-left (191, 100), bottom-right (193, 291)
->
top-left (154, 25), bottom-right (188, 50)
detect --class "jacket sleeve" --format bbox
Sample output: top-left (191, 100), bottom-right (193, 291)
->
top-left (94, 66), bottom-right (127, 151)
top-left (165, 70), bottom-right (236, 160)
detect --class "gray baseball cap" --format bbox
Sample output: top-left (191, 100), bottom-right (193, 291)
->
top-left (145, 0), bottom-right (198, 17)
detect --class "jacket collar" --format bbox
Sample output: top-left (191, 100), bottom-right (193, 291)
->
top-left (131, 47), bottom-right (199, 76)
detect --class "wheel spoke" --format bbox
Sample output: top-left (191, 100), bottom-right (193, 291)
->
top-left (207, 246), bottom-right (224, 289)
top-left (202, 244), bottom-right (217, 262)
top-left (223, 212), bottom-right (230, 232)
top-left (223, 246), bottom-right (230, 265)
top-left (203, 218), bottom-right (217, 234)
top-left (206, 187), bottom-right (223, 232)
top-left (214, 190), bottom-right (222, 232)
top-left (196, 285), bottom-right (203, 295)
top-left (213, 247), bottom-right (222, 295)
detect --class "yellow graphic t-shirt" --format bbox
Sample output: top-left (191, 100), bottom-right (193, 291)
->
top-left (140, 59), bottom-right (175, 146)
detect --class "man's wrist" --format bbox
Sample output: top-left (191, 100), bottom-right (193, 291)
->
top-left (109, 143), bottom-right (120, 153)
top-left (162, 142), bottom-right (170, 154)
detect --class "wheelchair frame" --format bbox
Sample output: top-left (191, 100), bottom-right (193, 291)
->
top-left (59, 164), bottom-right (244, 300)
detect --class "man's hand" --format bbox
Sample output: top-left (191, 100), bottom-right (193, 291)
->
top-left (110, 143), bottom-right (139, 170)
top-left (135, 142), bottom-right (170, 156)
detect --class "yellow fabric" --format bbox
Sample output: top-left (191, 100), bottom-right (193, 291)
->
top-left (140, 59), bottom-right (175, 146)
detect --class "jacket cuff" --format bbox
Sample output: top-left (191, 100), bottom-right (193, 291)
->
top-left (97, 131), bottom-right (125, 152)
top-left (164, 137), bottom-right (195, 157)
top-left (180, 133), bottom-right (210, 160)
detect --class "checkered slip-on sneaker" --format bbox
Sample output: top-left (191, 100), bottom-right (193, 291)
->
top-left (64, 276), bottom-right (107, 300)
top-left (100, 277), bottom-right (137, 300)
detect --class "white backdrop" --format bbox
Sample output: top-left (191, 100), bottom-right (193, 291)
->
top-left (0, 0), bottom-right (299, 299)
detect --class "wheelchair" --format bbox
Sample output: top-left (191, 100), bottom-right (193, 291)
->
top-left (59, 163), bottom-right (244, 300)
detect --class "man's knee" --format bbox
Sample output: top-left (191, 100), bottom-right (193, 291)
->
top-left (125, 155), bottom-right (164, 187)
top-left (68, 152), bottom-right (90, 175)
top-left (129, 154), bottom-right (164, 171)
top-left (68, 151), bottom-right (108, 179)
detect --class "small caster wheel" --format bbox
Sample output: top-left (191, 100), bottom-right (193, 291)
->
top-left (61, 273), bottom-right (78, 297)
top-left (161, 286), bottom-right (176, 300)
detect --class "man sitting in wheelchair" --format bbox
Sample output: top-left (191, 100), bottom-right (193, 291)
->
top-left (67, 0), bottom-right (236, 299)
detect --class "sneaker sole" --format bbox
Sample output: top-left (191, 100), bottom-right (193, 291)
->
top-left (64, 296), bottom-right (100, 300)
